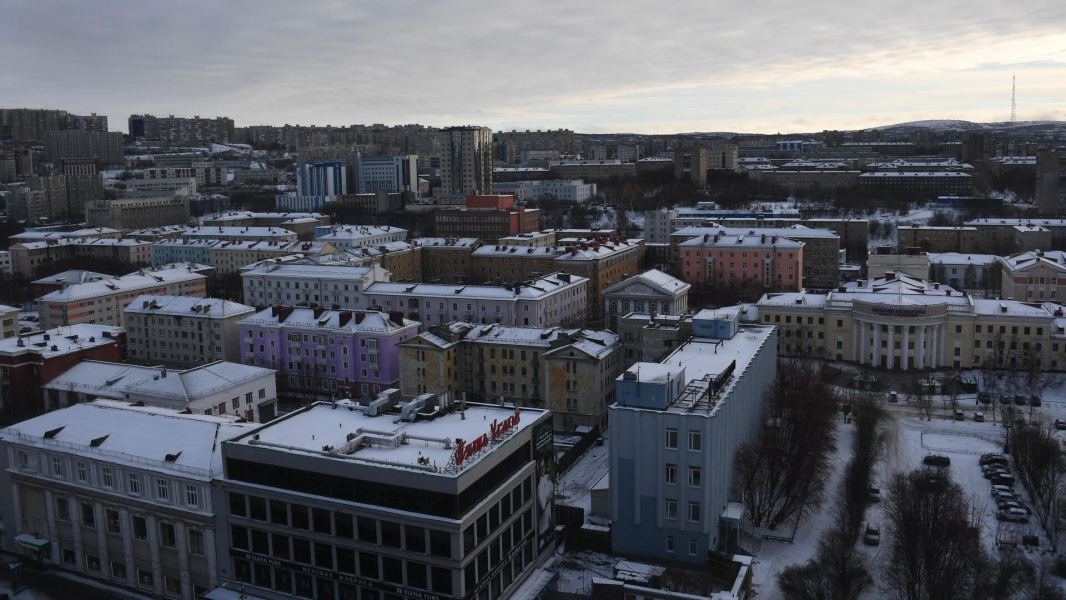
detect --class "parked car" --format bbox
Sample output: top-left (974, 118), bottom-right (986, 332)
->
top-left (1056, 419), bottom-right (1066, 431)
top-left (864, 522), bottom-right (881, 545)
top-left (978, 391), bottom-right (992, 404)
top-left (980, 454), bottom-right (1008, 466)
top-left (984, 467), bottom-right (1010, 479)
top-left (975, 412), bottom-right (985, 422)
top-left (998, 507), bottom-right (1030, 523)
top-left (924, 455), bottom-right (951, 467)
top-left (997, 500), bottom-right (1031, 514)
top-left (954, 411), bottom-right (964, 421)
top-left (1000, 395), bottom-right (1011, 405)
top-left (992, 474), bottom-right (1016, 487)
top-left (1014, 394), bottom-right (1027, 406)
top-left (993, 489), bottom-right (1018, 502)
top-left (1030, 394), bottom-right (1042, 407)
top-left (869, 486), bottom-right (881, 502)
top-left (888, 391), bottom-right (898, 403)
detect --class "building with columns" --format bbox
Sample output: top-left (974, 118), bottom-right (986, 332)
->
top-left (757, 272), bottom-right (1063, 371)
top-left (0, 400), bottom-right (256, 599)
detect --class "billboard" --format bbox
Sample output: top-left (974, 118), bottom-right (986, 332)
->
top-left (534, 419), bottom-right (555, 552)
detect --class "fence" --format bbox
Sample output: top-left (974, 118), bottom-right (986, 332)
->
top-left (557, 425), bottom-right (602, 475)
top-left (920, 429), bottom-right (1003, 455)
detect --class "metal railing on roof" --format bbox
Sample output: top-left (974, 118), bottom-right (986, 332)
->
top-left (1, 428), bottom-right (213, 478)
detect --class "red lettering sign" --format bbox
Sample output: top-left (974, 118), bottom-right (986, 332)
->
top-left (454, 410), bottom-right (521, 466)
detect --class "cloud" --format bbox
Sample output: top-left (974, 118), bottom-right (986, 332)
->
top-left (2, 0), bottom-right (1064, 133)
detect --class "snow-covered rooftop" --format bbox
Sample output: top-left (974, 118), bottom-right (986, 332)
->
top-left (124, 295), bottom-right (254, 318)
top-left (38, 264), bottom-right (207, 302)
top-left (367, 273), bottom-right (585, 300)
top-left (0, 324), bottom-right (122, 358)
top-left (929, 253), bottom-right (998, 267)
top-left (1, 401), bottom-right (254, 479)
top-left (234, 401), bottom-right (546, 475)
top-left (1001, 250), bottom-right (1066, 272)
top-left (414, 237), bottom-right (480, 248)
top-left (239, 308), bottom-right (417, 334)
top-left (44, 360), bottom-right (274, 404)
top-left (183, 226), bottom-right (298, 239)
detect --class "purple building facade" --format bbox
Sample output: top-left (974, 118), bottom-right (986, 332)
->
top-left (238, 306), bottom-right (420, 402)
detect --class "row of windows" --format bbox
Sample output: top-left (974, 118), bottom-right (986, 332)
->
top-left (54, 495), bottom-right (205, 553)
top-left (19, 452), bottom-right (201, 508)
top-left (230, 493), bottom-right (452, 558)
top-left (663, 428), bottom-right (702, 451)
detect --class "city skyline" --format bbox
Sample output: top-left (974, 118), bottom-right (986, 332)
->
top-left (2, 1), bottom-right (1065, 135)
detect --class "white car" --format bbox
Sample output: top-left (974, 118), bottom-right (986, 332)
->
top-left (992, 489), bottom-right (1017, 502)
top-left (998, 508), bottom-right (1029, 523)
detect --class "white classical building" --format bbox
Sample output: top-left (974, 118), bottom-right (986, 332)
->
top-left (603, 269), bottom-right (691, 332)
top-left (757, 272), bottom-right (1065, 371)
top-left (43, 360), bottom-right (279, 422)
top-left (0, 401), bottom-right (256, 599)
top-left (315, 225), bottom-right (408, 251)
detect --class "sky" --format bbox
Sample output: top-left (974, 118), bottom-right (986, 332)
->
top-left (2, 0), bottom-right (1066, 135)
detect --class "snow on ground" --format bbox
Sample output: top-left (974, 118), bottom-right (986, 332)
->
top-left (752, 415), bottom-right (855, 598)
top-left (555, 432), bottom-right (608, 518)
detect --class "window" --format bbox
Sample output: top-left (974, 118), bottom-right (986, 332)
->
top-left (688, 430), bottom-right (702, 451)
top-left (101, 467), bottom-right (114, 488)
top-left (185, 485), bottom-right (199, 507)
top-left (133, 516), bottom-right (148, 541)
top-left (665, 464), bottom-right (677, 484)
top-left (77, 462), bottom-right (87, 482)
top-left (128, 473), bottom-right (141, 495)
top-left (81, 502), bottom-right (96, 528)
top-left (52, 457), bottom-right (64, 477)
top-left (665, 499), bottom-right (677, 520)
top-left (665, 428), bottom-right (678, 449)
top-left (156, 478), bottom-right (169, 501)
top-left (106, 508), bottom-right (121, 535)
top-left (159, 522), bottom-right (177, 548)
top-left (688, 502), bottom-right (701, 523)
top-left (689, 539), bottom-right (698, 556)
top-left (688, 466), bottom-right (702, 488)
top-left (666, 536), bottom-right (675, 553)
top-left (55, 497), bottom-right (70, 521)
top-left (186, 528), bottom-right (205, 555)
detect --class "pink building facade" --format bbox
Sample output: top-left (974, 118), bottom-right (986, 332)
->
top-left (679, 232), bottom-right (804, 292)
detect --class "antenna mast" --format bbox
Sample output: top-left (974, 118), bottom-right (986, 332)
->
top-left (1011, 75), bottom-right (1016, 124)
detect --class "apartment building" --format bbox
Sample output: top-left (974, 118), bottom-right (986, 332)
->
top-left (232, 168), bottom-right (281, 185)
top-left (416, 238), bottom-right (482, 284)
top-left (603, 269), bottom-right (690, 332)
top-left (966, 218), bottom-right (1066, 255)
top-left (496, 128), bottom-right (578, 160)
top-left (42, 361), bottom-right (278, 423)
top-left (492, 179), bottom-right (597, 203)
top-left (241, 263), bottom-right (389, 310)
top-left (553, 238), bottom-right (645, 325)
top-left (317, 225), bottom-right (407, 251)
top-left (38, 264), bottom-right (208, 329)
top-left (353, 154), bottom-right (418, 193)
top-left (674, 147), bottom-right (708, 186)
top-left (366, 272), bottom-right (588, 329)
top-left (9, 238), bottom-right (152, 277)
top-left (128, 114), bottom-right (236, 143)
top-left (752, 169), bottom-right (861, 189)
top-left (439, 126), bottom-right (493, 195)
top-left (182, 227), bottom-right (298, 244)
top-left (42, 130), bottom-right (125, 167)
top-left (549, 160), bottom-right (636, 181)
top-left (126, 177), bottom-right (197, 195)
top-left (207, 240), bottom-right (337, 275)
top-left (678, 231), bottom-right (804, 292)
top-left (434, 195), bottom-right (540, 241)
top-left (0, 324), bottom-right (123, 421)
top-left (858, 171), bottom-right (973, 197)
top-left (86, 196), bottom-right (191, 230)
top-left (296, 161), bottom-right (347, 197)
top-left (897, 226), bottom-right (978, 254)
top-left (400, 322), bottom-right (622, 431)
top-left (0, 401), bottom-right (255, 598)
top-left (1000, 251), bottom-right (1066, 303)
top-left (1, 108), bottom-right (108, 140)
top-left (471, 245), bottom-right (560, 284)
top-left (124, 295), bottom-right (256, 368)
top-left (238, 307), bottom-right (419, 401)
top-left (1037, 149), bottom-right (1066, 216)
top-left (867, 247), bottom-right (931, 279)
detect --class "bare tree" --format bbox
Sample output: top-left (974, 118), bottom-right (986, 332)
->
top-left (882, 470), bottom-right (988, 600)
top-left (734, 363), bottom-right (839, 530)
top-left (778, 529), bottom-right (873, 600)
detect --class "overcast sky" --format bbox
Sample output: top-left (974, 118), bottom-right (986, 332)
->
top-left (3, 1), bottom-right (1065, 135)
